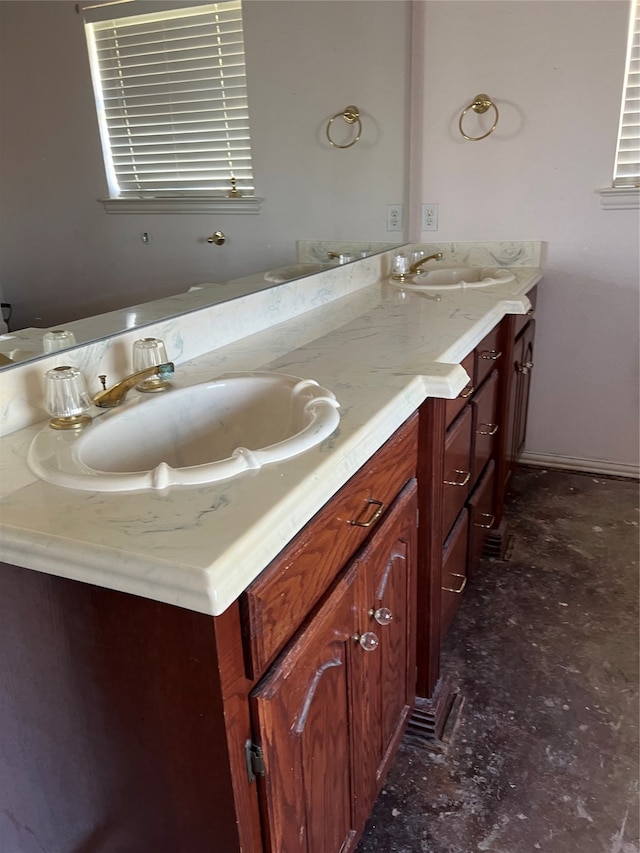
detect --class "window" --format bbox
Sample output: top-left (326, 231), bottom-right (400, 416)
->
top-left (614, 0), bottom-right (640, 186)
top-left (601, 0), bottom-right (640, 208)
top-left (83, 0), bottom-right (259, 213)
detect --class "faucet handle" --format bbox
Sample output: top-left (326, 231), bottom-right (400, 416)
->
top-left (45, 366), bottom-right (92, 430)
top-left (133, 338), bottom-right (171, 392)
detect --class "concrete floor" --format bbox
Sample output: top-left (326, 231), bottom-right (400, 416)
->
top-left (356, 467), bottom-right (639, 853)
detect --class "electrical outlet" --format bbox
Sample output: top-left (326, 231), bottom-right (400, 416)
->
top-left (421, 203), bottom-right (438, 232)
top-left (386, 204), bottom-right (404, 232)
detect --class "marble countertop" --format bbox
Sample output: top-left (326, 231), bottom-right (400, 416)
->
top-left (0, 265), bottom-right (541, 616)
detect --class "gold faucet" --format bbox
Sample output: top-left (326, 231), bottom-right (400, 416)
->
top-left (94, 363), bottom-right (175, 408)
top-left (409, 252), bottom-right (444, 275)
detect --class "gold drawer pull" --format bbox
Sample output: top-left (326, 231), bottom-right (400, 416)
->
top-left (477, 423), bottom-right (499, 436)
top-left (479, 349), bottom-right (502, 361)
top-left (444, 470), bottom-right (471, 487)
top-left (350, 498), bottom-right (385, 528)
top-left (442, 573), bottom-right (467, 594)
top-left (459, 384), bottom-right (475, 399)
top-left (517, 360), bottom-right (534, 375)
top-left (475, 512), bottom-right (495, 529)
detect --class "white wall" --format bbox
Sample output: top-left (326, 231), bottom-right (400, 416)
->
top-left (0, 1), bottom-right (410, 329)
top-left (418, 0), bottom-right (639, 473)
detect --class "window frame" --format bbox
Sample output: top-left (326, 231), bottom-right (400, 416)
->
top-left (81, 0), bottom-right (262, 215)
top-left (599, 0), bottom-right (639, 209)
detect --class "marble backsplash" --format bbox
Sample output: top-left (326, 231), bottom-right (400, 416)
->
top-left (0, 241), bottom-right (542, 436)
top-left (0, 250), bottom-right (396, 436)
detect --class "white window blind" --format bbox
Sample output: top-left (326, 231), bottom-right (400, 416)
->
top-left (84, 1), bottom-right (255, 199)
top-left (614, 0), bottom-right (640, 187)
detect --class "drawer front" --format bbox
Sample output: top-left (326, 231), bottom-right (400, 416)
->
top-left (445, 352), bottom-right (474, 428)
top-left (241, 413), bottom-right (419, 679)
top-left (471, 369), bottom-right (499, 482)
top-left (467, 460), bottom-right (496, 579)
top-left (474, 324), bottom-right (502, 388)
top-left (442, 406), bottom-right (472, 542)
top-left (440, 508), bottom-right (469, 640)
top-left (514, 286), bottom-right (537, 339)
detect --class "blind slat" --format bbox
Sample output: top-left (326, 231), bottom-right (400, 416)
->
top-left (614, 0), bottom-right (640, 187)
top-left (85, 0), bottom-right (255, 197)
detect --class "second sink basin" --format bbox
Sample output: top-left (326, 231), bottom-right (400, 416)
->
top-left (392, 266), bottom-right (516, 292)
top-left (28, 373), bottom-right (340, 492)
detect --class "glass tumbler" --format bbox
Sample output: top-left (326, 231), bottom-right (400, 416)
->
top-left (45, 365), bottom-right (92, 429)
top-left (132, 337), bottom-right (171, 392)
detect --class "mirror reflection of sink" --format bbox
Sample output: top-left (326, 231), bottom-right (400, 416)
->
top-left (28, 373), bottom-right (340, 492)
top-left (391, 266), bottom-right (516, 292)
top-left (263, 262), bottom-right (335, 283)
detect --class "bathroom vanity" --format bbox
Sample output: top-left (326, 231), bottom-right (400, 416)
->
top-left (0, 244), bottom-right (541, 852)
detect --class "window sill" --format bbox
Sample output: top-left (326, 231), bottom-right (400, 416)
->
top-left (597, 187), bottom-right (639, 210)
top-left (99, 197), bottom-right (264, 215)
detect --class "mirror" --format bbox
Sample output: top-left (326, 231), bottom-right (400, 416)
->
top-left (0, 0), bottom-right (411, 368)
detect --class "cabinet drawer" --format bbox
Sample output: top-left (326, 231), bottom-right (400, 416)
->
top-left (440, 508), bottom-right (469, 640)
top-left (471, 369), bottom-right (499, 482)
top-left (474, 324), bottom-right (502, 388)
top-left (445, 352), bottom-right (474, 428)
top-left (467, 460), bottom-right (495, 579)
top-left (514, 286), bottom-right (537, 339)
top-left (442, 406), bottom-right (472, 542)
top-left (240, 413), bottom-right (419, 679)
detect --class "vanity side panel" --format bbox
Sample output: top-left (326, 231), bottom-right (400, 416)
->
top-left (0, 563), bottom-right (241, 853)
top-left (416, 397), bottom-right (446, 698)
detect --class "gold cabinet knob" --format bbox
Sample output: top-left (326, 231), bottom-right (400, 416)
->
top-left (207, 230), bottom-right (226, 245)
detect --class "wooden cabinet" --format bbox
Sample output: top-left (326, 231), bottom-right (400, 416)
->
top-left (416, 290), bottom-right (538, 699)
top-left (509, 319), bottom-right (536, 472)
top-left (0, 415), bottom-right (419, 853)
top-left (437, 326), bottom-right (502, 643)
top-left (241, 413), bottom-right (418, 679)
top-left (440, 509), bottom-right (469, 640)
top-left (495, 288), bottom-right (537, 526)
top-left (467, 459), bottom-right (496, 579)
top-left (442, 406), bottom-right (473, 541)
top-left (251, 567), bottom-right (358, 853)
top-left (252, 481), bottom-right (417, 853)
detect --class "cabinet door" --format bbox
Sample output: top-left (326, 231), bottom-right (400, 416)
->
top-left (505, 319), bottom-right (535, 479)
top-left (251, 572), bottom-right (359, 853)
top-left (440, 508), bottom-right (469, 640)
top-left (351, 481), bottom-right (417, 826)
top-left (442, 406), bottom-right (473, 541)
top-left (513, 320), bottom-right (535, 459)
top-left (467, 459), bottom-right (496, 579)
top-left (250, 482), bottom-right (417, 853)
top-left (471, 369), bottom-right (499, 482)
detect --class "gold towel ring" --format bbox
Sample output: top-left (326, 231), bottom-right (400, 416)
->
top-left (459, 94), bottom-right (499, 141)
top-left (326, 105), bottom-right (362, 149)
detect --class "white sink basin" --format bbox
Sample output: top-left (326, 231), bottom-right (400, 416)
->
top-left (28, 373), bottom-right (340, 492)
top-left (264, 263), bottom-right (334, 283)
top-left (391, 266), bottom-right (516, 292)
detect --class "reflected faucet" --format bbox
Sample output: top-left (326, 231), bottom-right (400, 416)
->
top-left (94, 363), bottom-right (175, 408)
top-left (409, 252), bottom-right (444, 275)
